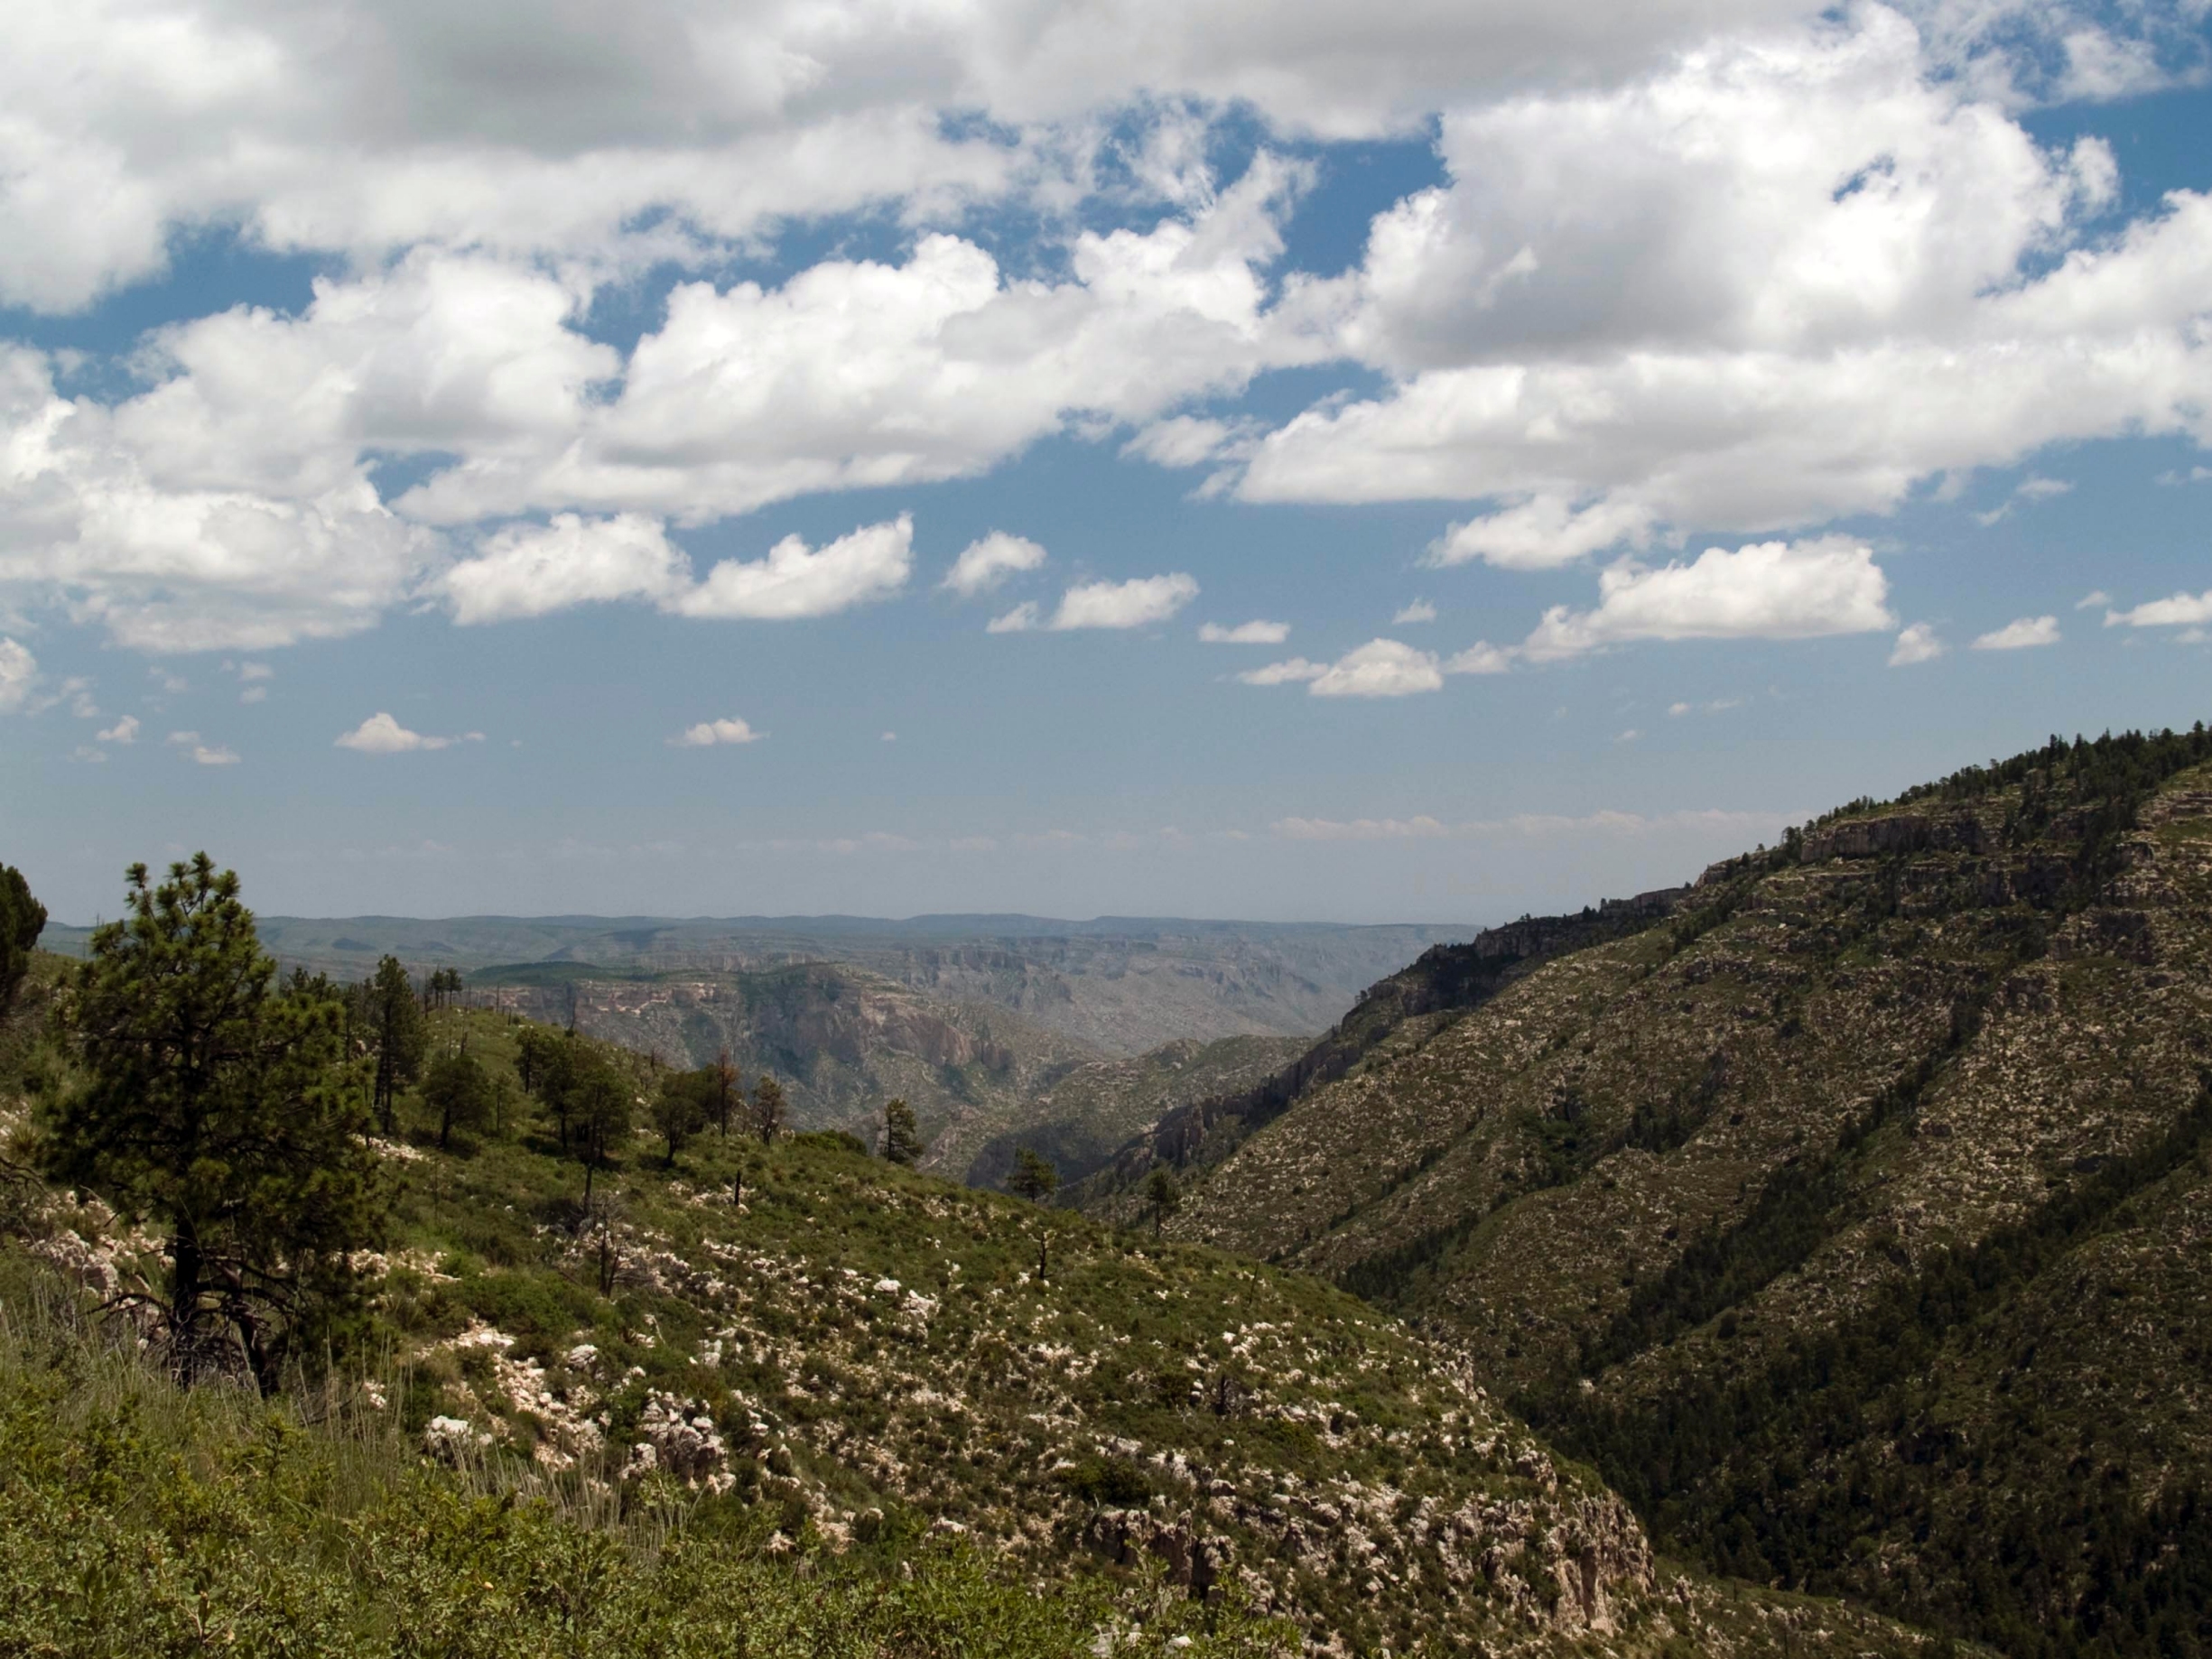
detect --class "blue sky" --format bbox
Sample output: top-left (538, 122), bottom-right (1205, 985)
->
top-left (2, 0), bottom-right (2209, 927)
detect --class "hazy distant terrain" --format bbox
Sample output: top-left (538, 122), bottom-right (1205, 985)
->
top-left (38, 912), bottom-right (1462, 1165)
top-left (42, 912), bottom-right (1461, 1057)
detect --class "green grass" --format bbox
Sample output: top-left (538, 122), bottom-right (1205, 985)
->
top-left (0, 1251), bottom-right (1288, 1658)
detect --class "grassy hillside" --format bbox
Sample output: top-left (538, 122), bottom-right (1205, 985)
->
top-left (0, 955), bottom-right (1950, 1658)
top-left (932, 1033), bottom-right (1308, 1193)
top-left (1161, 727), bottom-right (2212, 1655)
top-left (0, 1256), bottom-right (1281, 1659)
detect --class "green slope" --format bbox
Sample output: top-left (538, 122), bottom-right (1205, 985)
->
top-left (0, 955), bottom-right (1951, 1658)
top-left (1164, 727), bottom-right (2212, 1655)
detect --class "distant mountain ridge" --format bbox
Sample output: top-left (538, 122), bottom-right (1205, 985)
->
top-left (37, 912), bottom-right (1464, 1061)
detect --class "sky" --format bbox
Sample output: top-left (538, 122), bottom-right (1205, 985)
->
top-left (2, 0), bottom-right (2210, 928)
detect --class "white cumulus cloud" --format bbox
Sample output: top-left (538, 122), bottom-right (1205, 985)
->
top-left (1310, 638), bottom-right (1443, 698)
top-left (1520, 538), bottom-right (1894, 661)
top-left (442, 513), bottom-right (913, 625)
top-left (671, 717), bottom-right (765, 747)
top-left (2105, 590), bottom-right (2212, 628)
top-left (1236, 657), bottom-right (1325, 686)
top-left (444, 514), bottom-right (687, 624)
top-left (165, 730), bottom-right (239, 765)
top-left (1199, 619), bottom-right (1289, 644)
top-left (1972, 615), bottom-right (2060, 650)
top-left (1444, 642), bottom-right (1512, 675)
top-left (95, 713), bottom-right (139, 743)
top-left (335, 712), bottom-right (483, 753)
top-left (1889, 622), bottom-right (1947, 665)
top-left (0, 637), bottom-right (35, 713)
top-left (1048, 573), bottom-right (1198, 631)
top-left (674, 517), bottom-right (914, 621)
top-left (943, 531), bottom-right (1047, 598)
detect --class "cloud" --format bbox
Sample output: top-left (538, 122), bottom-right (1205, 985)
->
top-left (237, 662), bottom-right (273, 681)
top-left (1443, 642), bottom-right (1511, 675)
top-left (1199, 619), bottom-right (1289, 644)
top-left (2075, 590), bottom-right (2113, 609)
top-left (943, 531), bottom-right (1047, 598)
top-left (0, 162), bottom-right (1295, 648)
top-left (1231, 12), bottom-right (2212, 549)
top-left (1975, 474), bottom-right (2073, 525)
top-left (1240, 635), bottom-right (1487, 693)
top-left (987, 602), bottom-right (1040, 634)
top-left (1889, 622), bottom-right (1947, 666)
top-left (1, 2), bottom-right (2204, 663)
top-left (0, 0), bottom-right (1919, 315)
top-left (1520, 538), bottom-right (1894, 661)
top-left (0, 637), bottom-right (36, 712)
top-left (1392, 600), bottom-right (1436, 625)
top-left (443, 512), bottom-right (912, 625)
top-left (1273, 815), bottom-right (1448, 840)
top-left (1972, 615), bottom-right (2060, 650)
top-left (442, 514), bottom-right (683, 624)
top-left (2155, 467), bottom-right (2212, 486)
top-left (95, 713), bottom-right (138, 743)
top-left (335, 712), bottom-right (484, 752)
top-left (1427, 496), bottom-right (1656, 570)
top-left (1310, 638), bottom-right (1443, 698)
top-left (1615, 728), bottom-right (1641, 744)
top-left (1048, 572), bottom-right (1198, 630)
top-left (1122, 416), bottom-right (1255, 469)
top-left (165, 730), bottom-right (238, 765)
top-left (670, 717), bottom-right (765, 747)
top-left (674, 517), bottom-right (915, 620)
top-left (2105, 590), bottom-right (2212, 629)
top-left (1236, 656), bottom-right (1325, 686)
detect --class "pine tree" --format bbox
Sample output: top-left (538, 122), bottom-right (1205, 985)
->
top-left (1144, 1164), bottom-right (1182, 1237)
top-left (568, 1049), bottom-right (632, 1205)
top-left (423, 1048), bottom-right (493, 1150)
top-left (0, 860), bottom-right (45, 1015)
top-left (1010, 1146), bottom-right (1058, 1204)
top-left (654, 1068), bottom-right (713, 1167)
top-left (40, 855), bottom-right (385, 1390)
top-left (367, 955), bottom-right (424, 1135)
top-left (882, 1096), bottom-right (921, 1164)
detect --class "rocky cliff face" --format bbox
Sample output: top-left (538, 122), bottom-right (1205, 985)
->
top-left (490, 962), bottom-right (1098, 1140)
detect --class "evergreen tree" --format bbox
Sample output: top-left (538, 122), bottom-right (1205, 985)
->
top-left (423, 1048), bottom-right (493, 1150)
top-left (1009, 1146), bottom-right (1058, 1204)
top-left (711, 1044), bottom-right (740, 1136)
top-left (367, 955), bottom-right (424, 1135)
top-left (569, 1050), bottom-right (632, 1204)
top-left (749, 1074), bottom-right (787, 1146)
top-left (0, 860), bottom-right (46, 1015)
top-left (654, 1068), bottom-right (713, 1167)
top-left (882, 1096), bottom-right (921, 1164)
top-left (39, 855), bottom-right (384, 1390)
top-left (1144, 1164), bottom-right (1182, 1237)
top-left (517, 1027), bottom-right (580, 1146)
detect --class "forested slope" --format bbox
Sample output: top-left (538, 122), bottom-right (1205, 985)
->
top-left (1162, 727), bottom-right (2212, 1656)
